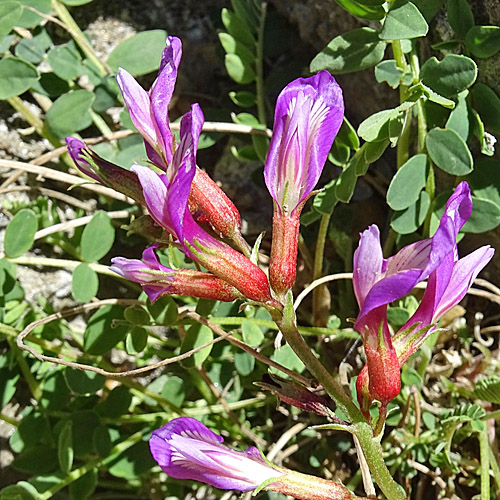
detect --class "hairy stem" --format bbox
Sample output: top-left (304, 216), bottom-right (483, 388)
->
top-left (312, 213), bottom-right (331, 325)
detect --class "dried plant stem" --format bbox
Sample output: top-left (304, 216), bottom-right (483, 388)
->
top-left (15, 299), bottom-right (232, 377)
top-left (182, 311), bottom-right (313, 387)
top-left (267, 422), bottom-right (307, 462)
top-left (0, 159), bottom-right (133, 202)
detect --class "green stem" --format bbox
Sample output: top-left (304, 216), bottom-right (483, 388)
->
top-left (89, 109), bottom-right (113, 137)
top-left (312, 213), bottom-right (331, 325)
top-left (480, 424), bottom-right (490, 500)
top-left (7, 96), bottom-right (44, 134)
top-left (51, 0), bottom-right (109, 77)
top-left (255, 1), bottom-right (267, 125)
top-left (0, 412), bottom-right (18, 427)
top-left (354, 422), bottom-right (406, 500)
top-left (7, 338), bottom-right (42, 400)
top-left (489, 445), bottom-right (500, 491)
top-left (392, 40), bottom-right (411, 168)
top-left (272, 307), bottom-right (362, 422)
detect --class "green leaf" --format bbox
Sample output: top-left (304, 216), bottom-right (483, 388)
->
top-left (420, 54), bottom-right (477, 97)
top-left (72, 263), bottom-right (99, 302)
top-left (32, 72), bottom-right (70, 98)
top-left (334, 0), bottom-right (386, 20)
top-left (375, 59), bottom-right (404, 88)
top-left (80, 211), bottom-right (115, 262)
top-left (160, 375), bottom-right (187, 407)
top-left (147, 295), bottom-right (178, 325)
top-left (93, 426), bottom-right (112, 457)
top-left (0, 482), bottom-right (39, 500)
top-left (12, 446), bottom-right (58, 474)
top-left (387, 154), bottom-right (428, 210)
top-left (380, 1), bottom-right (428, 40)
top-left (242, 319), bottom-right (264, 347)
top-left (180, 323), bottom-right (214, 368)
top-left (125, 327), bottom-right (148, 354)
top-left (474, 376), bottom-right (500, 404)
top-left (219, 32), bottom-right (255, 63)
top-left (14, 37), bottom-right (46, 64)
top-left (358, 109), bottom-right (394, 142)
top-left (229, 90), bottom-right (256, 108)
top-left (71, 410), bottom-right (100, 457)
top-left (45, 89), bottom-right (95, 139)
top-left (313, 178), bottom-right (338, 214)
top-left (16, 0), bottom-right (50, 28)
top-left (224, 53), bottom-right (255, 84)
top-left (61, 0), bottom-right (94, 4)
top-left (465, 26), bottom-right (500, 59)
top-left (426, 127), bottom-right (473, 175)
top-left (0, 57), bottom-right (39, 99)
top-left (107, 30), bottom-right (167, 75)
top-left (124, 305), bottom-right (150, 325)
top-left (462, 197), bottom-right (500, 233)
top-left (447, 0), bottom-right (474, 38)
top-left (57, 421), bottom-right (73, 474)
top-left (336, 116), bottom-right (360, 149)
top-left (470, 109), bottom-right (496, 156)
top-left (310, 28), bottom-right (386, 75)
top-left (64, 368), bottom-right (105, 395)
top-left (418, 83), bottom-right (456, 108)
top-left (235, 351), bottom-right (255, 376)
top-left (471, 83), bottom-right (500, 135)
top-left (0, 359), bottom-right (19, 407)
top-left (108, 441), bottom-right (155, 479)
top-left (98, 385), bottom-right (132, 418)
top-left (4, 208), bottom-right (37, 258)
top-left (467, 158), bottom-right (500, 208)
top-left (412, 0), bottom-right (444, 21)
top-left (221, 8), bottom-right (255, 48)
top-left (391, 191), bottom-right (430, 234)
top-left (47, 44), bottom-right (85, 80)
top-left (84, 305), bottom-right (128, 355)
top-left (69, 470), bottom-right (97, 500)
top-left (445, 91), bottom-right (469, 141)
top-left (0, 2), bottom-right (22, 40)
top-left (270, 343), bottom-right (305, 373)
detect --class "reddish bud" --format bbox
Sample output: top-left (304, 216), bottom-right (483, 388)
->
top-left (256, 374), bottom-right (333, 418)
top-left (189, 168), bottom-right (250, 253)
top-left (269, 209), bottom-right (301, 300)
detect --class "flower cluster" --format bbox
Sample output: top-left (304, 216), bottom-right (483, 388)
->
top-left (353, 182), bottom-right (494, 417)
top-left (67, 36), bottom-right (344, 310)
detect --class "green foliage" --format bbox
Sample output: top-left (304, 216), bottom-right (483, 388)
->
top-left (1, 0), bottom-right (499, 499)
top-left (107, 30), bottom-right (168, 75)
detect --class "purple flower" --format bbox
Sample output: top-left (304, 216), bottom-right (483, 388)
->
top-left (353, 182), bottom-right (474, 335)
top-left (264, 70), bottom-right (344, 217)
top-left (65, 137), bottom-right (145, 203)
top-left (264, 71), bottom-right (344, 298)
top-left (133, 105), bottom-right (274, 304)
top-left (149, 417), bottom-right (282, 491)
top-left (111, 246), bottom-right (243, 303)
top-left (116, 36), bottom-right (182, 168)
top-left (353, 182), bottom-right (494, 413)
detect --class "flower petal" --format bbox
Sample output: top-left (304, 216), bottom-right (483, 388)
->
top-left (264, 70), bottom-right (344, 213)
top-left (132, 164), bottom-right (174, 234)
top-left (116, 69), bottom-right (157, 148)
top-left (353, 225), bottom-right (384, 307)
top-left (433, 245), bottom-right (494, 319)
top-left (149, 417), bottom-right (281, 491)
top-left (65, 137), bottom-right (102, 182)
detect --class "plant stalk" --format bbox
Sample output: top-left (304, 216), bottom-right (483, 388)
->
top-left (312, 213), bottom-right (331, 325)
